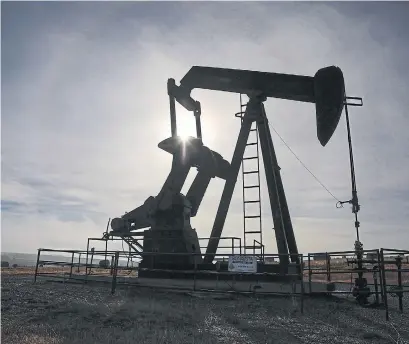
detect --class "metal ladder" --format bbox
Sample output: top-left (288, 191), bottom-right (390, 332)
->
top-left (235, 94), bottom-right (263, 259)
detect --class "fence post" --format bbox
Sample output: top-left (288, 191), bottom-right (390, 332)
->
top-left (77, 253), bottom-right (81, 273)
top-left (105, 236), bottom-right (108, 262)
top-left (300, 255), bottom-right (304, 314)
top-left (89, 248), bottom-right (95, 275)
top-left (85, 238), bottom-right (90, 276)
top-left (380, 249), bottom-right (389, 320)
top-left (69, 252), bottom-right (75, 278)
top-left (377, 249), bottom-right (384, 303)
top-left (111, 251), bottom-right (120, 295)
top-left (193, 257), bottom-right (197, 292)
top-left (396, 255), bottom-right (403, 313)
top-left (216, 260), bottom-right (220, 291)
top-left (326, 252), bottom-right (331, 282)
top-left (373, 265), bottom-right (380, 305)
top-left (110, 255), bottom-right (114, 275)
top-left (308, 254), bottom-right (312, 293)
top-left (34, 249), bottom-right (41, 283)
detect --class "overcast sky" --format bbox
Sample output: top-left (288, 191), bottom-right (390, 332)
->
top-left (1, 1), bottom-right (408, 255)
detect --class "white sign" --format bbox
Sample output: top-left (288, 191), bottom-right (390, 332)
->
top-left (228, 255), bottom-right (257, 273)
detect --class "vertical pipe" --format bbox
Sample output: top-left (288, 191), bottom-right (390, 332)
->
top-left (34, 249), bottom-right (41, 283)
top-left (344, 104), bottom-right (361, 243)
top-left (231, 238), bottom-right (234, 255)
top-left (168, 79), bottom-right (177, 137)
top-left (194, 103), bottom-right (202, 139)
top-left (195, 113), bottom-right (202, 139)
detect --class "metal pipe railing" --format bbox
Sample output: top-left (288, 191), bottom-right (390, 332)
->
top-left (33, 246), bottom-right (408, 320)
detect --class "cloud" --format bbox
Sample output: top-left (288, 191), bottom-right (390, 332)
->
top-left (1, 2), bottom-right (408, 254)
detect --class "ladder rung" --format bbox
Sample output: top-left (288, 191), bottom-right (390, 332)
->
top-left (244, 200), bottom-right (260, 204)
top-left (244, 185), bottom-right (260, 189)
top-left (244, 245), bottom-right (263, 249)
top-left (244, 215), bottom-right (261, 219)
top-left (244, 230), bottom-right (262, 234)
top-left (243, 156), bottom-right (258, 160)
top-left (250, 129), bottom-right (257, 132)
top-left (246, 142), bottom-right (258, 146)
top-left (243, 170), bottom-right (259, 175)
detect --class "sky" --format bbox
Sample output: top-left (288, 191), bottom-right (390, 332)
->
top-left (1, 1), bottom-right (409, 256)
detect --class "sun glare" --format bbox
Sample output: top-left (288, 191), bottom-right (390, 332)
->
top-left (176, 112), bottom-right (197, 140)
top-left (179, 134), bottom-right (190, 142)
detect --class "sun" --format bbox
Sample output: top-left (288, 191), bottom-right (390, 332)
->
top-left (179, 134), bottom-right (190, 142)
top-left (176, 114), bottom-right (197, 140)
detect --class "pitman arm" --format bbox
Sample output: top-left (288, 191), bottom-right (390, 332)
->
top-left (186, 144), bottom-right (230, 217)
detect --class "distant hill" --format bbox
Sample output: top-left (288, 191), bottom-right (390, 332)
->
top-left (1, 252), bottom-right (71, 267)
top-left (1, 252), bottom-right (135, 267)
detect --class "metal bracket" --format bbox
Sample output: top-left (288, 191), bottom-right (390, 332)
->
top-left (345, 96), bottom-right (363, 107)
top-left (167, 78), bottom-right (202, 139)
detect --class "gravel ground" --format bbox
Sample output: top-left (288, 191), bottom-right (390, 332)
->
top-left (1, 274), bottom-right (409, 344)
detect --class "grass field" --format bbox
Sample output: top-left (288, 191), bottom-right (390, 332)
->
top-left (1, 269), bottom-right (409, 344)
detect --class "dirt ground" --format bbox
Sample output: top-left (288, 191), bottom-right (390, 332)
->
top-left (1, 272), bottom-right (409, 344)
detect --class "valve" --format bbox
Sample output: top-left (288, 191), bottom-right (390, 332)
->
top-left (352, 240), bottom-right (371, 305)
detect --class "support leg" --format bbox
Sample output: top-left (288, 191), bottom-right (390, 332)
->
top-left (204, 100), bottom-right (257, 263)
top-left (259, 104), bottom-right (299, 264)
top-left (257, 111), bottom-right (289, 267)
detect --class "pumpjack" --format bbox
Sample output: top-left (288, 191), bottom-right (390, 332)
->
top-left (109, 65), bottom-right (347, 277)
